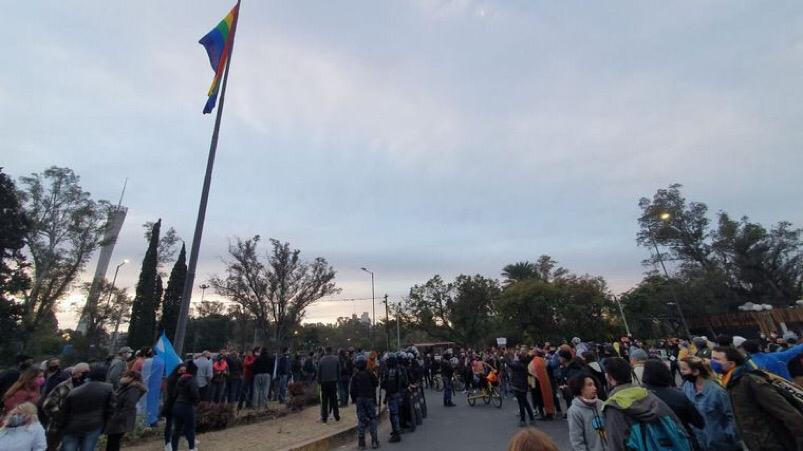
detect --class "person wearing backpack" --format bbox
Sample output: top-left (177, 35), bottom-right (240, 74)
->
top-left (602, 357), bottom-right (690, 451)
top-left (712, 346), bottom-right (803, 451)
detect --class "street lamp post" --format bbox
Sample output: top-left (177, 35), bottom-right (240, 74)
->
top-left (200, 284), bottom-right (210, 303)
top-left (361, 267), bottom-right (377, 348)
top-left (612, 294), bottom-right (631, 336)
top-left (648, 213), bottom-right (692, 338)
top-left (107, 259), bottom-right (129, 354)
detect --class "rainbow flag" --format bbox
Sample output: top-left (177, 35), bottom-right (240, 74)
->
top-left (199, 3), bottom-right (240, 114)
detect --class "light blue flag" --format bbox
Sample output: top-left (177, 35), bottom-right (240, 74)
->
top-left (154, 332), bottom-right (182, 377)
top-left (146, 355), bottom-right (164, 425)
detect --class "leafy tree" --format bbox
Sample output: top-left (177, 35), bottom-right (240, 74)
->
top-left (404, 274), bottom-right (499, 347)
top-left (637, 184), bottom-right (803, 313)
top-left (0, 169), bottom-right (30, 356)
top-left (211, 235), bottom-right (339, 347)
top-left (501, 261), bottom-right (537, 285)
top-left (127, 219), bottom-right (161, 349)
top-left (17, 167), bottom-right (109, 347)
top-left (186, 302), bottom-right (233, 353)
top-left (160, 244), bottom-right (186, 341)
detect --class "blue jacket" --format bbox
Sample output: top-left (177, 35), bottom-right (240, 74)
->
top-left (682, 380), bottom-right (740, 451)
top-left (748, 353), bottom-right (791, 380)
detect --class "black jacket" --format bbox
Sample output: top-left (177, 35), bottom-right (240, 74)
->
top-left (252, 354), bottom-right (274, 375)
top-left (382, 366), bottom-right (408, 395)
top-left (350, 369), bottom-right (378, 401)
top-left (175, 374), bottom-right (200, 405)
top-left (62, 380), bottom-right (115, 435)
top-left (508, 359), bottom-right (529, 392)
top-left (106, 381), bottom-right (146, 435)
top-left (226, 356), bottom-right (243, 378)
top-left (440, 360), bottom-right (454, 378)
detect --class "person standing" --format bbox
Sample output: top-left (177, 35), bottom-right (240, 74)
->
top-left (0, 355), bottom-right (33, 404)
top-left (381, 354), bottom-right (407, 443)
top-left (712, 346), bottom-right (803, 451)
top-left (276, 348), bottom-right (290, 404)
top-left (41, 363), bottom-right (89, 451)
top-left (0, 402), bottom-right (47, 451)
top-left (509, 353), bottom-right (536, 427)
top-left (350, 354), bottom-right (379, 449)
top-left (317, 347), bottom-right (341, 423)
top-left (528, 350), bottom-right (556, 420)
top-left (338, 349), bottom-right (352, 407)
top-left (226, 351), bottom-right (243, 406)
top-left (440, 352), bottom-right (456, 407)
top-left (302, 352), bottom-right (317, 385)
top-left (60, 365), bottom-right (115, 451)
top-left (252, 349), bottom-right (273, 410)
top-left (240, 349), bottom-right (256, 410)
top-left (567, 376), bottom-right (607, 451)
top-left (105, 371), bottom-right (146, 451)
top-left (171, 361), bottom-right (200, 451)
top-left (106, 347), bottom-right (133, 391)
top-left (2, 368), bottom-right (43, 417)
top-left (162, 363), bottom-right (186, 451)
top-left (679, 357), bottom-right (739, 451)
top-left (193, 351), bottom-right (213, 402)
top-left (601, 357), bottom-right (689, 451)
top-left (210, 353), bottom-right (229, 403)
top-left (642, 360), bottom-right (705, 450)
top-left (41, 359), bottom-right (69, 398)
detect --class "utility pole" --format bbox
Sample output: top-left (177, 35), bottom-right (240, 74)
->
top-left (613, 294), bottom-right (631, 336)
top-left (396, 300), bottom-right (401, 351)
top-left (647, 221), bottom-right (691, 338)
top-left (383, 294), bottom-right (390, 351)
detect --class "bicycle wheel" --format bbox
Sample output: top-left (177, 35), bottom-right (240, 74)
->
top-left (483, 388), bottom-right (491, 405)
top-left (466, 392), bottom-right (476, 406)
top-left (492, 388), bottom-right (503, 408)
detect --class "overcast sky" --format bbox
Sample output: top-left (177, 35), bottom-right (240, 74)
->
top-left (4, 1), bottom-right (803, 328)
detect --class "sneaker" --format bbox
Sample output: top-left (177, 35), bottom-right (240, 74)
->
top-left (389, 434), bottom-right (401, 443)
top-left (358, 436), bottom-right (367, 450)
top-left (164, 444), bottom-right (172, 451)
top-left (371, 437), bottom-right (380, 449)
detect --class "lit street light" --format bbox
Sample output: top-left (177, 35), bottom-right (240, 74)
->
top-left (200, 283), bottom-right (210, 303)
top-left (361, 267), bottom-right (381, 349)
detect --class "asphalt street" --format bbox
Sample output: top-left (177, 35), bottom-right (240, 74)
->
top-left (337, 387), bottom-right (571, 451)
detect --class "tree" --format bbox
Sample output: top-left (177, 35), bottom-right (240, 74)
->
top-left (637, 184), bottom-right (803, 313)
top-left (404, 274), bottom-right (499, 347)
top-left (0, 169), bottom-right (30, 356)
top-left (186, 302), bottom-right (233, 353)
top-left (210, 235), bottom-right (339, 346)
top-left (17, 167), bottom-right (109, 347)
top-left (127, 219), bottom-right (161, 349)
top-left (501, 261), bottom-right (537, 285)
top-left (143, 221), bottom-right (181, 271)
top-left (160, 244), bottom-right (186, 341)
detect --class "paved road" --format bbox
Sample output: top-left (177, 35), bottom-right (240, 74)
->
top-left (337, 388), bottom-right (570, 451)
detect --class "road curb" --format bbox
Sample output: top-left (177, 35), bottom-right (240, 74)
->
top-left (280, 408), bottom-right (388, 451)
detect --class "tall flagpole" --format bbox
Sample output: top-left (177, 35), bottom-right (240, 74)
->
top-left (174, 1), bottom-right (241, 356)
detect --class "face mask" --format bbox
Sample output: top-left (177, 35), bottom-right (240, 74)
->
top-left (35, 376), bottom-right (46, 387)
top-left (682, 374), bottom-right (697, 383)
top-left (710, 360), bottom-right (727, 375)
top-left (5, 414), bottom-right (26, 428)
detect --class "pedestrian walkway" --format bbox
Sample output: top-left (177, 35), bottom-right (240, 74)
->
top-left (124, 405), bottom-right (357, 451)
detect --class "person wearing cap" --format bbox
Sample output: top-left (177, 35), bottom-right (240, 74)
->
top-left (381, 353), bottom-right (407, 443)
top-left (106, 347), bottom-right (133, 390)
top-left (41, 363), bottom-right (90, 451)
top-left (350, 354), bottom-right (379, 449)
top-left (572, 337), bottom-right (589, 355)
top-left (693, 337), bottom-right (712, 359)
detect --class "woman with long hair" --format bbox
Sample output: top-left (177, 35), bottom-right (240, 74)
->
top-left (507, 428), bottom-right (558, 451)
top-left (680, 356), bottom-right (739, 451)
top-left (0, 402), bottom-right (46, 450)
top-left (105, 370), bottom-right (146, 451)
top-left (2, 368), bottom-right (44, 417)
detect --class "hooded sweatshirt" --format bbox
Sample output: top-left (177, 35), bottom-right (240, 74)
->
top-left (568, 397), bottom-right (607, 451)
top-left (602, 383), bottom-right (685, 451)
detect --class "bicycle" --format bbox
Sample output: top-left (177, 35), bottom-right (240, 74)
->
top-left (466, 373), bottom-right (503, 408)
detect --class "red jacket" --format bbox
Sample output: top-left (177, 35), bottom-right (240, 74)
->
top-left (3, 386), bottom-right (40, 415)
top-left (243, 355), bottom-right (256, 380)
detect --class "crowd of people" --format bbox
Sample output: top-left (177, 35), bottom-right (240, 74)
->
top-left (439, 331), bottom-right (803, 451)
top-left (1, 329), bottom-right (802, 451)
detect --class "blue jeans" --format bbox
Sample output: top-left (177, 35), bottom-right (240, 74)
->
top-left (171, 402), bottom-right (196, 451)
top-left (60, 427), bottom-right (102, 451)
top-left (338, 380), bottom-right (349, 406)
top-left (387, 393), bottom-right (402, 433)
top-left (443, 375), bottom-right (453, 405)
top-left (253, 373), bottom-right (271, 408)
top-left (277, 374), bottom-right (289, 403)
top-left (356, 398), bottom-right (378, 440)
